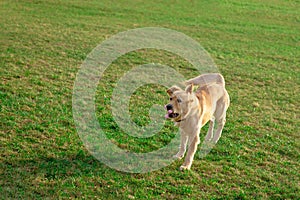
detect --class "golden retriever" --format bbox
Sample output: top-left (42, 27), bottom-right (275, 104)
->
top-left (165, 73), bottom-right (230, 170)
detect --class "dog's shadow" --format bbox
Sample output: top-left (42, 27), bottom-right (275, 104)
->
top-left (2, 151), bottom-right (114, 197)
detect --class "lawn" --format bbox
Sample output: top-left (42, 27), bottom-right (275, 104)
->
top-left (1, 0), bottom-right (299, 199)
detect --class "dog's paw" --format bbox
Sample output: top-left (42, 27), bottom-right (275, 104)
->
top-left (173, 153), bottom-right (184, 160)
top-left (179, 165), bottom-right (191, 171)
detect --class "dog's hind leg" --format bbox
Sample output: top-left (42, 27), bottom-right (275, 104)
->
top-left (212, 95), bottom-right (229, 144)
top-left (205, 117), bottom-right (215, 142)
top-left (212, 104), bottom-right (227, 143)
top-left (212, 117), bottom-right (226, 144)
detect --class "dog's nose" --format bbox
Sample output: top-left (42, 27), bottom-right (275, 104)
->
top-left (166, 104), bottom-right (173, 110)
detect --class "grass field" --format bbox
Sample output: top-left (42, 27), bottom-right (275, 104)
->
top-left (1, 0), bottom-right (299, 199)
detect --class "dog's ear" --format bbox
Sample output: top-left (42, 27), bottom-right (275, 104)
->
top-left (167, 86), bottom-right (181, 96)
top-left (185, 84), bottom-right (193, 94)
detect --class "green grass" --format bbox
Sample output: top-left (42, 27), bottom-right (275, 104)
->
top-left (1, 0), bottom-right (299, 199)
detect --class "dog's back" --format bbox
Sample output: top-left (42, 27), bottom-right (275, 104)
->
top-left (188, 73), bottom-right (230, 115)
top-left (185, 73), bottom-right (225, 87)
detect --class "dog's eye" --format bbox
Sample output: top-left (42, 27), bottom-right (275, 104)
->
top-left (177, 99), bottom-right (182, 103)
top-left (169, 97), bottom-right (173, 101)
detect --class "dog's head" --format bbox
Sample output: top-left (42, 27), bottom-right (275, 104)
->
top-left (165, 84), bottom-right (194, 122)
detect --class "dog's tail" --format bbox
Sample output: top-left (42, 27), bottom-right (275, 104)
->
top-left (185, 73), bottom-right (225, 87)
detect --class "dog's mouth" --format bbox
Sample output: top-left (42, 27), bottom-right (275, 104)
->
top-left (166, 111), bottom-right (179, 119)
top-left (164, 106), bottom-right (180, 120)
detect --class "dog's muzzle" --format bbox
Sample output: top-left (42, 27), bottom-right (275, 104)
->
top-left (164, 104), bottom-right (180, 119)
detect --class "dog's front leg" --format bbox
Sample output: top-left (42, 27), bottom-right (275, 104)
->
top-left (173, 131), bottom-right (188, 159)
top-left (180, 133), bottom-right (200, 170)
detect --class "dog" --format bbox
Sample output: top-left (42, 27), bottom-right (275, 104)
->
top-left (165, 73), bottom-right (230, 170)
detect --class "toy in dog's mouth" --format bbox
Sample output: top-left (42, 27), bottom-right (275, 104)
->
top-left (164, 105), bottom-right (180, 119)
